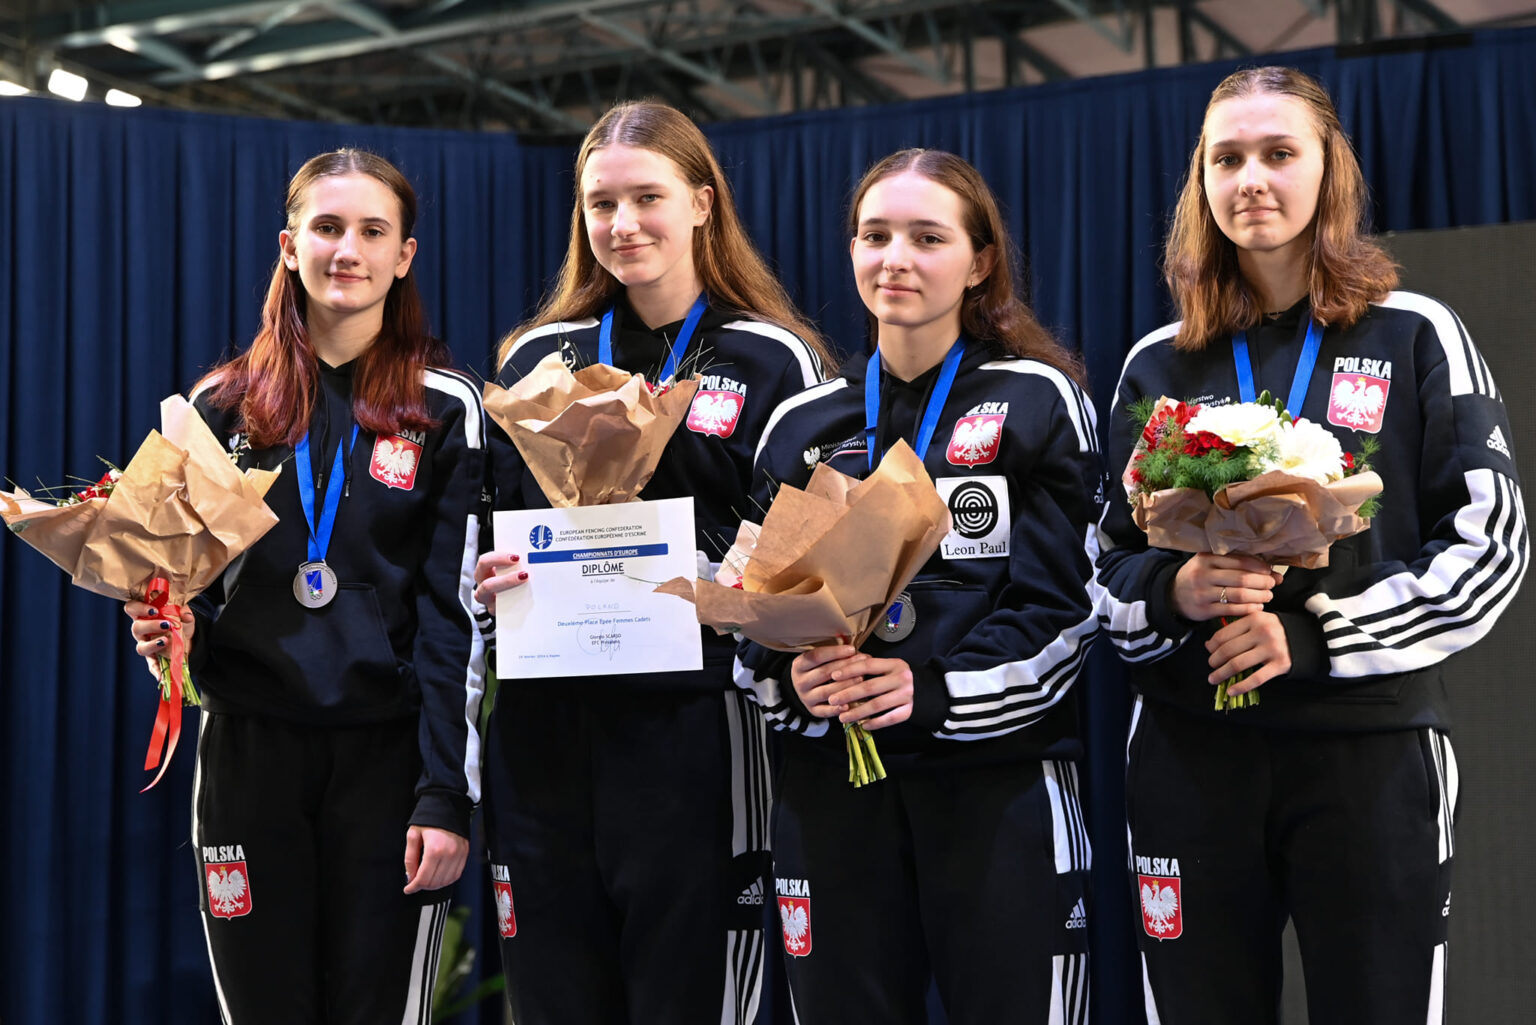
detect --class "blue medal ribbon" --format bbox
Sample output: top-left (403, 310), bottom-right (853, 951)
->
top-left (1231, 319), bottom-right (1324, 416)
top-left (294, 423), bottom-right (359, 593)
top-left (598, 292), bottom-right (709, 383)
top-left (865, 338), bottom-right (966, 474)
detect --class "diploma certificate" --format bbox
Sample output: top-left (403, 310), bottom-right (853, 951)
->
top-left (493, 498), bottom-right (703, 677)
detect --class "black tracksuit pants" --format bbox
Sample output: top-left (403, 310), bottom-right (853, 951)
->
top-left (1126, 697), bottom-right (1456, 1025)
top-left (191, 712), bottom-right (448, 1025)
top-left (483, 684), bottom-right (772, 1025)
top-left (770, 749), bottom-right (1091, 1025)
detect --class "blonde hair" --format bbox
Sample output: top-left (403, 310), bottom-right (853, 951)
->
top-left (497, 101), bottom-right (832, 370)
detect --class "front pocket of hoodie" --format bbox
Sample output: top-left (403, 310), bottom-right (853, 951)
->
top-left (861, 579), bottom-right (992, 660)
top-left (208, 582), bottom-right (401, 713)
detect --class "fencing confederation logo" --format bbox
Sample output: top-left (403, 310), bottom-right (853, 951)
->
top-left (529, 525), bottom-right (554, 550)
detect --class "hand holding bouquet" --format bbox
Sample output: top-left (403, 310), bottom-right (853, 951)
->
top-left (658, 441), bottom-right (951, 785)
top-left (483, 351), bottom-right (700, 507)
top-left (2, 395), bottom-right (281, 787)
top-left (1124, 392), bottom-right (1382, 709)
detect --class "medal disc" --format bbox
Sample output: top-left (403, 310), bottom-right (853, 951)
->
top-left (880, 591), bottom-right (917, 643)
top-left (293, 561), bottom-right (338, 609)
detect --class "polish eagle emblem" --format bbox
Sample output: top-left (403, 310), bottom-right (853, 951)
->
top-left (1327, 373), bottom-right (1389, 433)
top-left (206, 864), bottom-right (251, 919)
top-left (778, 896), bottom-right (812, 956)
top-left (370, 435), bottom-right (422, 490)
top-left (1138, 876), bottom-right (1182, 939)
top-left (946, 413), bottom-right (1004, 466)
top-left (686, 390), bottom-right (744, 438)
top-left (493, 881), bottom-right (517, 938)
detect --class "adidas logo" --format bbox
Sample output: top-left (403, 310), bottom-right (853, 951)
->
top-left (1065, 898), bottom-right (1087, 930)
top-left (1487, 426), bottom-right (1511, 458)
top-left (738, 878), bottom-right (764, 906)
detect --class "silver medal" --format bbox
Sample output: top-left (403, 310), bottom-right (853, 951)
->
top-left (879, 591), bottom-right (917, 643)
top-left (293, 561), bottom-right (338, 609)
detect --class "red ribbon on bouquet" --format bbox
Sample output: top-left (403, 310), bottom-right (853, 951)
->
top-left (138, 575), bottom-right (186, 791)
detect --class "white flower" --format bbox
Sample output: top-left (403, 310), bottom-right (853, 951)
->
top-left (1185, 402), bottom-right (1283, 448)
top-left (1272, 418), bottom-right (1346, 483)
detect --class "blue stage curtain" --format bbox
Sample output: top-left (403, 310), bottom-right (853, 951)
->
top-left (3, 26), bottom-right (1534, 1025)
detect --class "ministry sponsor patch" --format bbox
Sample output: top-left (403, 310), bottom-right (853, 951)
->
top-left (935, 476), bottom-right (1009, 559)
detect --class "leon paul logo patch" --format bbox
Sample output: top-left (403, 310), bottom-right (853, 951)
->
top-left (935, 476), bottom-right (1009, 559)
top-left (371, 432), bottom-right (424, 490)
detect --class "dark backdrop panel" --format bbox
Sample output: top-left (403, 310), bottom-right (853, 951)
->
top-left (3, 26), bottom-right (1536, 1025)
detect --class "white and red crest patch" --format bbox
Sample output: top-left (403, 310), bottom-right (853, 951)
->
top-left (778, 896), bottom-right (812, 957)
top-left (370, 435), bottom-right (422, 490)
top-left (686, 390), bottom-right (744, 438)
top-left (493, 880), bottom-right (517, 938)
top-left (946, 414), bottom-right (1004, 466)
top-left (1327, 373), bottom-right (1389, 434)
top-left (206, 861), bottom-right (253, 919)
top-left (1138, 875), bottom-right (1182, 940)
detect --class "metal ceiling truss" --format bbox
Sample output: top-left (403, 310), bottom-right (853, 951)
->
top-left (0, 0), bottom-right (1483, 131)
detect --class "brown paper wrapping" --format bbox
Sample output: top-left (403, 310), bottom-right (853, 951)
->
top-left (656, 441), bottom-right (952, 651)
top-left (2, 395), bottom-right (281, 603)
top-left (1131, 470), bottom-right (1383, 569)
top-left (484, 352), bottom-right (701, 507)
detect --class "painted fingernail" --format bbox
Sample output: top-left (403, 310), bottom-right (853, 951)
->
top-left (161, 621), bottom-right (171, 630)
top-left (518, 571), bottom-right (528, 580)
top-left (157, 638), bottom-right (166, 648)
top-left (509, 554), bottom-right (520, 562)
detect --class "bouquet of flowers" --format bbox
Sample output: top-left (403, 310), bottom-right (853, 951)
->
top-left (483, 351), bottom-right (700, 507)
top-left (1124, 391), bottom-right (1382, 709)
top-left (2, 395), bottom-right (281, 787)
top-left (658, 441), bottom-right (952, 786)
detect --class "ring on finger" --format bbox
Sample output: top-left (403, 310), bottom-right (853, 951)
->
top-left (1219, 586), bottom-right (1229, 605)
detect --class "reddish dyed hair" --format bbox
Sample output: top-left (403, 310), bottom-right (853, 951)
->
top-left (196, 149), bottom-right (447, 448)
top-left (849, 149), bottom-right (1086, 387)
top-left (1164, 66), bottom-right (1398, 350)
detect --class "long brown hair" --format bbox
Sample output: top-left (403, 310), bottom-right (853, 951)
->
top-left (1164, 66), bottom-right (1398, 350)
top-left (496, 101), bottom-right (832, 371)
top-left (849, 149), bottom-right (1085, 386)
top-left (197, 149), bottom-right (446, 448)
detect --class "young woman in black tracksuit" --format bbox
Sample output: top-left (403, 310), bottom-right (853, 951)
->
top-left (736, 150), bottom-right (1100, 1025)
top-left (472, 101), bottom-right (834, 1025)
top-left (125, 151), bottom-right (485, 1025)
top-left (1097, 68), bottom-right (1528, 1024)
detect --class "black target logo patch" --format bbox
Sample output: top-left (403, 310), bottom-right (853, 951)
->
top-left (936, 476), bottom-right (1010, 560)
top-left (947, 481), bottom-right (999, 539)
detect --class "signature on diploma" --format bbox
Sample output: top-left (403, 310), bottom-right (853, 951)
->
top-left (575, 618), bottom-right (625, 659)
